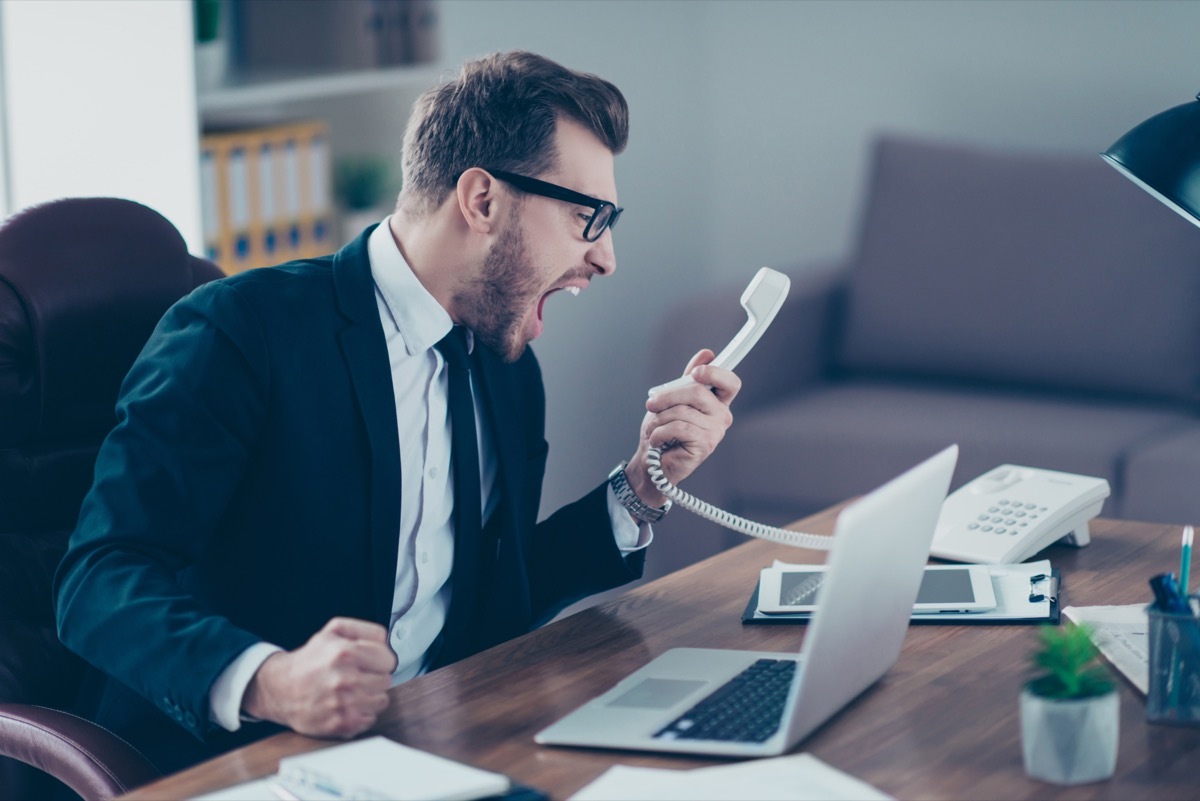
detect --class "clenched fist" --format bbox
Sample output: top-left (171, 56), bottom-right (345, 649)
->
top-left (243, 617), bottom-right (397, 738)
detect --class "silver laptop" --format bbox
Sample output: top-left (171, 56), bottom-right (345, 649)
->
top-left (535, 444), bottom-right (958, 757)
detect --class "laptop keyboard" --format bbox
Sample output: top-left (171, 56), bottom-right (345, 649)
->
top-left (654, 658), bottom-right (797, 743)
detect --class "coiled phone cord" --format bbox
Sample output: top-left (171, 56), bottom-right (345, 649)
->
top-left (645, 446), bottom-right (834, 550)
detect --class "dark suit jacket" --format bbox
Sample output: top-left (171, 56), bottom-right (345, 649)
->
top-left (53, 228), bottom-right (644, 773)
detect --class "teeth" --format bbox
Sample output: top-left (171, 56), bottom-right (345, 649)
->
top-left (565, 286), bottom-right (580, 296)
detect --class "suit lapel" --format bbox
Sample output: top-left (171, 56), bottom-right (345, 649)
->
top-left (332, 226), bottom-right (402, 627)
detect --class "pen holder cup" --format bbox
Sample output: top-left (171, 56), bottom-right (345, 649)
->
top-left (1146, 603), bottom-right (1200, 726)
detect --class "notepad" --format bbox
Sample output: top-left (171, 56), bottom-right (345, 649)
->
top-left (271, 738), bottom-right (506, 801)
top-left (192, 737), bottom-right (514, 801)
top-left (274, 737), bottom-right (511, 801)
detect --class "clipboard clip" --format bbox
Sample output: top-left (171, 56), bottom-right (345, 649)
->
top-left (1029, 573), bottom-right (1058, 604)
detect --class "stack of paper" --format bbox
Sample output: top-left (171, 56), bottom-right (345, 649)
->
top-left (193, 736), bottom-right (511, 801)
top-left (568, 754), bottom-right (890, 801)
top-left (1063, 603), bottom-right (1150, 693)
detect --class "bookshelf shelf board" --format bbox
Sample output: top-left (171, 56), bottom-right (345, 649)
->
top-left (198, 65), bottom-right (444, 114)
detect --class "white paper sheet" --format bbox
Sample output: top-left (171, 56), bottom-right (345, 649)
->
top-left (1063, 603), bottom-right (1149, 693)
top-left (191, 778), bottom-right (279, 800)
top-left (568, 753), bottom-right (891, 801)
top-left (191, 737), bottom-right (509, 801)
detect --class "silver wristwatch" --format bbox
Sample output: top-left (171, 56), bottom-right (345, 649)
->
top-left (608, 461), bottom-right (672, 524)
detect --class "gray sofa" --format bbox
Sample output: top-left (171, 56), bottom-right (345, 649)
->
top-left (645, 134), bottom-right (1200, 579)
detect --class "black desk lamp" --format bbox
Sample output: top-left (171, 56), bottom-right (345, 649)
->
top-left (1102, 92), bottom-right (1200, 228)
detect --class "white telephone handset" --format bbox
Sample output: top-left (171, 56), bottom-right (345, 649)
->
top-left (931, 465), bottom-right (1110, 564)
top-left (645, 268), bottom-right (841, 551)
top-left (648, 267), bottom-right (791, 396)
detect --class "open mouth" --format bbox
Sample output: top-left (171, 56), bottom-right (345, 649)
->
top-left (536, 284), bottom-right (582, 323)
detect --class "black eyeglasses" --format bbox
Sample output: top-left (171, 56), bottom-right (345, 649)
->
top-left (485, 169), bottom-right (623, 242)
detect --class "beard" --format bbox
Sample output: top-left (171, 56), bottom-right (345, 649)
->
top-left (452, 216), bottom-right (542, 363)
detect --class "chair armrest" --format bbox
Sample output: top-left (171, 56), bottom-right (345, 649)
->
top-left (0, 703), bottom-right (160, 800)
top-left (648, 262), bottom-right (849, 413)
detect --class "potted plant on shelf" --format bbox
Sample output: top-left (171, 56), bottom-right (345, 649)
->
top-left (1020, 623), bottom-right (1119, 785)
top-left (336, 156), bottom-right (395, 243)
top-left (193, 0), bottom-right (227, 91)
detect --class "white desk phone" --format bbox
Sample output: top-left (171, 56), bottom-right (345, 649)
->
top-left (645, 267), bottom-right (1112, 563)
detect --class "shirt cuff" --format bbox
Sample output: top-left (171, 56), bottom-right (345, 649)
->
top-left (209, 641), bottom-right (284, 732)
top-left (607, 482), bottom-right (654, 553)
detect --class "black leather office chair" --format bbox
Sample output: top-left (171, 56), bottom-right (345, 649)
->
top-left (0, 197), bottom-right (223, 799)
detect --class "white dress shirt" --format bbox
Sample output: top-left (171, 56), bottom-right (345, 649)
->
top-left (209, 219), bottom-right (651, 730)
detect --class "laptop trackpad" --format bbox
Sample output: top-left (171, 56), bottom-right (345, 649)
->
top-left (607, 678), bottom-right (707, 710)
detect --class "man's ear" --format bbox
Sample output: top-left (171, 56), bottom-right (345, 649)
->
top-left (455, 168), bottom-right (503, 235)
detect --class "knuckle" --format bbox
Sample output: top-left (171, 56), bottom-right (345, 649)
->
top-left (330, 674), bottom-right (357, 695)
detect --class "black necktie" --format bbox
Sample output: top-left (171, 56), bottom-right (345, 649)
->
top-left (434, 326), bottom-right (483, 662)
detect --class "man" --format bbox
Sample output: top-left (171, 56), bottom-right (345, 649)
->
top-left (55, 51), bottom-right (739, 773)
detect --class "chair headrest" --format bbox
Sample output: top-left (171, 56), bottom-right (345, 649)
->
top-left (0, 197), bottom-right (223, 447)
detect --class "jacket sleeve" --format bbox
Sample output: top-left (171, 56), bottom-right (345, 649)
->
top-left (54, 281), bottom-right (269, 742)
top-left (526, 479), bottom-right (646, 624)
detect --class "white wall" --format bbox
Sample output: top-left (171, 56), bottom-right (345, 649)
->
top-left (0, 0), bottom-right (203, 248)
top-left (439, 0), bottom-right (1200, 524)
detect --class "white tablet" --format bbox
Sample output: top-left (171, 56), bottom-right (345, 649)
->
top-left (758, 563), bottom-right (997, 614)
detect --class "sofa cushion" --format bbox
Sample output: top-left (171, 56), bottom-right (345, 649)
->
top-left (838, 136), bottom-right (1200, 405)
top-left (1120, 425), bottom-right (1200, 525)
top-left (723, 380), bottom-right (1196, 521)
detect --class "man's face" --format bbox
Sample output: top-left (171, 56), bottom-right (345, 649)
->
top-left (454, 119), bottom-right (618, 363)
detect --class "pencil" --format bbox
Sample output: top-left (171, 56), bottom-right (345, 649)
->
top-left (1181, 525), bottom-right (1193, 597)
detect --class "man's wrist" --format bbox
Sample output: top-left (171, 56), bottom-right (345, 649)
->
top-left (608, 460), bottom-right (671, 523)
top-left (241, 651), bottom-right (285, 724)
top-left (211, 642), bottom-right (284, 731)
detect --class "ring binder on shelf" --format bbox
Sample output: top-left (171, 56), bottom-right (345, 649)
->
top-left (200, 120), bottom-right (333, 275)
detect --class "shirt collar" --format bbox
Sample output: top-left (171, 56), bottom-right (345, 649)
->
top-left (369, 216), bottom-right (473, 357)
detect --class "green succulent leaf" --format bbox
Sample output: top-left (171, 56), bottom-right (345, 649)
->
top-left (1026, 623), bottom-right (1115, 700)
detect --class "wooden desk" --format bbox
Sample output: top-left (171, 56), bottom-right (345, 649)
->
top-left (124, 511), bottom-right (1200, 800)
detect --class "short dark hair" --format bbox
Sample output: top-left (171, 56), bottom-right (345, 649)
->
top-left (398, 51), bottom-right (629, 216)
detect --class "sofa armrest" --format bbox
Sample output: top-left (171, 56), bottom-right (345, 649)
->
top-left (648, 262), bottom-right (849, 413)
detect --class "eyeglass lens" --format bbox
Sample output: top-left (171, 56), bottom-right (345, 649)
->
top-left (587, 204), bottom-right (623, 241)
top-left (587, 205), bottom-right (612, 241)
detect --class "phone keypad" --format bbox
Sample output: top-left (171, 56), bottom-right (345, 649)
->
top-left (966, 498), bottom-right (1049, 535)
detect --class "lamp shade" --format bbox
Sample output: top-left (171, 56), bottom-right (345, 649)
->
top-left (1101, 92), bottom-right (1200, 229)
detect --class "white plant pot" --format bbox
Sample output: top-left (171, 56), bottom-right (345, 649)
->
top-left (1020, 688), bottom-right (1119, 785)
top-left (194, 39), bottom-right (228, 92)
top-left (341, 208), bottom-right (390, 244)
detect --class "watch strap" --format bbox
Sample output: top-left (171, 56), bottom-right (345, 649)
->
top-left (608, 461), bottom-right (672, 524)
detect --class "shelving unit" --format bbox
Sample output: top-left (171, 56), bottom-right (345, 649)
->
top-left (0, 2), bottom-right (444, 256)
top-left (197, 62), bottom-right (446, 265)
top-left (198, 65), bottom-right (444, 116)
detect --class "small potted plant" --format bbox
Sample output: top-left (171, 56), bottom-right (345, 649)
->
top-left (335, 156), bottom-right (395, 243)
top-left (193, 0), bottom-right (227, 91)
top-left (1020, 623), bottom-right (1119, 784)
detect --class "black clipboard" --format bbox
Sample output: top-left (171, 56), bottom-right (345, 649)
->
top-left (741, 568), bottom-right (1062, 625)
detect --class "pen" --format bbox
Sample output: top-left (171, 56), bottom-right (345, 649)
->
top-left (1149, 573), bottom-right (1189, 613)
top-left (1181, 525), bottom-right (1193, 597)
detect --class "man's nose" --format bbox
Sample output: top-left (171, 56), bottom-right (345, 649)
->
top-left (588, 228), bottom-right (616, 277)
